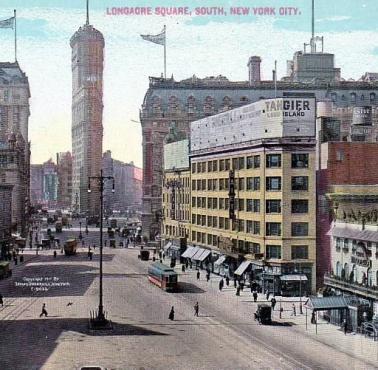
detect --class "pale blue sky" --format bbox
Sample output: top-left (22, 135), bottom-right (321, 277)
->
top-left (0, 0), bottom-right (377, 166)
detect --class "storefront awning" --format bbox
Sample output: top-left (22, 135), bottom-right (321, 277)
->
top-left (214, 255), bottom-right (226, 266)
top-left (192, 248), bottom-right (206, 260)
top-left (197, 249), bottom-right (211, 262)
top-left (280, 274), bottom-right (308, 281)
top-left (305, 296), bottom-right (348, 311)
top-left (181, 246), bottom-right (196, 258)
top-left (163, 242), bottom-right (172, 252)
top-left (234, 261), bottom-right (252, 275)
top-left (327, 226), bottom-right (378, 243)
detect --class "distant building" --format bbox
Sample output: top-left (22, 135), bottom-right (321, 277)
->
top-left (56, 151), bottom-right (72, 209)
top-left (30, 164), bottom-right (43, 205)
top-left (0, 62), bottom-right (31, 236)
top-left (70, 8), bottom-right (104, 219)
top-left (102, 151), bottom-right (143, 214)
top-left (42, 159), bottom-right (58, 207)
top-left (0, 184), bottom-right (13, 259)
top-left (162, 137), bottom-right (190, 255)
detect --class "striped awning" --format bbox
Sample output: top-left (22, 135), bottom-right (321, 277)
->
top-left (234, 261), bottom-right (251, 275)
top-left (197, 249), bottom-right (211, 262)
top-left (181, 246), bottom-right (196, 258)
top-left (192, 248), bottom-right (207, 260)
top-left (214, 255), bottom-right (226, 266)
top-left (163, 242), bottom-right (172, 252)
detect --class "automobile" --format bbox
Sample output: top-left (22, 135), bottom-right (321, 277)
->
top-left (254, 304), bottom-right (272, 325)
top-left (139, 250), bottom-right (150, 260)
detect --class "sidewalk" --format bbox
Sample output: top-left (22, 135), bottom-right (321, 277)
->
top-left (177, 262), bottom-right (378, 367)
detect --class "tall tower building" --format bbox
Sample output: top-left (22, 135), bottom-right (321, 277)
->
top-left (70, 3), bottom-right (104, 219)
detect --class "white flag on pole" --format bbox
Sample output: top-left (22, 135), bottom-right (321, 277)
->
top-left (0, 17), bottom-right (15, 29)
top-left (140, 28), bottom-right (165, 46)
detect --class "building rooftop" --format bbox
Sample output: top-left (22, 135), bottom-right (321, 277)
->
top-left (0, 61), bottom-right (29, 87)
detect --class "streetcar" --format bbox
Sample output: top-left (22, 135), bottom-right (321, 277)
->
top-left (147, 262), bottom-right (178, 292)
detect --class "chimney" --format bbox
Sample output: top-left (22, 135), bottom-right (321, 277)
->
top-left (247, 56), bottom-right (261, 85)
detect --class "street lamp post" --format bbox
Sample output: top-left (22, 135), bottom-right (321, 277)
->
top-left (79, 221), bottom-right (82, 240)
top-left (88, 169), bottom-right (115, 327)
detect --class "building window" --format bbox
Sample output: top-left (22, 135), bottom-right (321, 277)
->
top-left (238, 198), bottom-right (244, 211)
top-left (238, 220), bottom-right (245, 232)
top-left (219, 198), bottom-right (224, 209)
top-left (291, 153), bottom-right (309, 168)
top-left (266, 245), bottom-right (281, 259)
top-left (238, 178), bottom-right (244, 191)
top-left (219, 159), bottom-right (225, 171)
top-left (266, 200), bottom-right (281, 213)
top-left (232, 158), bottom-right (238, 170)
top-left (252, 221), bottom-right (260, 235)
top-left (246, 199), bottom-right (260, 212)
top-left (192, 180), bottom-right (196, 191)
top-left (266, 154), bottom-right (281, 168)
top-left (247, 177), bottom-right (260, 190)
top-left (225, 218), bottom-right (229, 230)
top-left (291, 245), bottom-right (308, 259)
top-left (370, 93), bottom-right (376, 102)
top-left (192, 231), bottom-right (196, 241)
top-left (266, 222), bottom-right (281, 236)
top-left (336, 150), bottom-right (344, 161)
top-left (253, 155), bottom-right (260, 168)
top-left (225, 159), bottom-right (230, 171)
top-left (207, 161), bottom-right (212, 172)
top-left (291, 222), bottom-right (309, 236)
top-left (336, 238), bottom-right (341, 251)
top-left (192, 214), bottom-right (196, 224)
top-left (191, 163), bottom-right (196, 173)
top-left (207, 216), bottom-right (212, 227)
top-left (192, 197), bottom-right (196, 207)
top-left (247, 156), bottom-right (253, 169)
top-left (213, 160), bottom-right (218, 172)
top-left (219, 217), bottom-right (224, 229)
top-left (291, 176), bottom-right (308, 191)
top-left (266, 177), bottom-right (281, 191)
top-left (291, 199), bottom-right (308, 213)
top-left (239, 157), bottom-right (245, 170)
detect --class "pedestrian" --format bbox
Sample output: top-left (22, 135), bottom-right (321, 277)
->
top-left (185, 260), bottom-right (188, 268)
top-left (236, 286), bottom-right (241, 296)
top-left (40, 303), bottom-right (48, 317)
top-left (240, 281), bottom-right (244, 291)
top-left (53, 250), bottom-right (57, 258)
top-left (291, 303), bottom-right (296, 317)
top-left (233, 278), bottom-right (237, 288)
top-left (0, 293), bottom-right (3, 307)
top-left (168, 306), bottom-right (175, 321)
top-left (219, 279), bottom-right (224, 291)
top-left (182, 264), bottom-right (185, 272)
top-left (266, 291), bottom-right (271, 301)
top-left (93, 244), bottom-right (96, 250)
top-left (105, 240), bottom-right (107, 247)
top-left (311, 311), bottom-right (316, 324)
top-left (206, 272), bottom-right (210, 282)
top-left (81, 240), bottom-right (85, 247)
top-left (88, 246), bottom-right (92, 259)
top-left (196, 270), bottom-right (200, 280)
top-left (225, 276), bottom-right (229, 286)
top-left (194, 302), bottom-right (199, 317)
top-left (343, 319), bottom-right (347, 335)
top-left (162, 252), bottom-right (165, 260)
top-left (271, 297), bottom-right (277, 311)
top-left (253, 291), bottom-right (258, 302)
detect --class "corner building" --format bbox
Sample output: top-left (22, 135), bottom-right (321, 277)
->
top-left (190, 96), bottom-right (317, 294)
top-left (70, 19), bottom-right (104, 219)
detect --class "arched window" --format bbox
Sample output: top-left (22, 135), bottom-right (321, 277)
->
top-left (344, 263), bottom-right (349, 281)
top-left (370, 93), bottom-right (376, 102)
top-left (221, 96), bottom-right (232, 112)
top-left (203, 96), bottom-right (215, 116)
top-left (168, 96), bottom-right (179, 114)
top-left (367, 268), bottom-right (373, 286)
top-left (187, 96), bottom-right (196, 114)
top-left (152, 96), bottom-right (162, 115)
top-left (361, 94), bottom-right (365, 101)
top-left (350, 92), bottom-right (357, 103)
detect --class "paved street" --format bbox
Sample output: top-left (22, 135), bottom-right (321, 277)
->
top-left (0, 237), bottom-right (377, 369)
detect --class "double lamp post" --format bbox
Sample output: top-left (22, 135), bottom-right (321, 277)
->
top-left (88, 169), bottom-right (114, 327)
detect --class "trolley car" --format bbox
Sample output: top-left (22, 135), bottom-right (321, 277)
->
top-left (147, 262), bottom-right (178, 292)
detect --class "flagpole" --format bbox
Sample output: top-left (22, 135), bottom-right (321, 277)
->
top-left (14, 9), bottom-right (17, 62)
top-left (164, 25), bottom-right (166, 79)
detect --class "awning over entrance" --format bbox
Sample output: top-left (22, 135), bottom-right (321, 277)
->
top-left (197, 249), bottom-right (211, 262)
top-left (181, 246), bottom-right (197, 259)
top-left (234, 261), bottom-right (252, 275)
top-left (280, 274), bottom-right (308, 281)
top-left (163, 242), bottom-right (172, 252)
top-left (327, 226), bottom-right (378, 243)
top-left (214, 255), bottom-right (226, 266)
top-left (192, 248), bottom-right (207, 260)
top-left (305, 296), bottom-right (348, 311)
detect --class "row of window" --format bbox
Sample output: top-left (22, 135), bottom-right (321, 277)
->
top-left (330, 92), bottom-right (377, 103)
top-left (192, 176), bottom-right (309, 192)
top-left (192, 153), bottom-right (309, 173)
top-left (162, 192), bottom-right (190, 204)
top-left (192, 197), bottom-right (308, 214)
top-left (189, 232), bottom-right (309, 260)
top-left (192, 216), bottom-right (309, 237)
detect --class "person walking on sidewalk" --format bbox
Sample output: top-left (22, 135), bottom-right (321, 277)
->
top-left (219, 279), bottom-right (224, 291)
top-left (40, 303), bottom-right (48, 317)
top-left (206, 272), bottom-right (210, 282)
top-left (253, 291), bottom-right (258, 302)
top-left (343, 319), bottom-right (347, 335)
top-left (168, 306), bottom-right (175, 321)
top-left (194, 302), bottom-right (199, 317)
top-left (291, 303), bottom-right (296, 317)
top-left (0, 293), bottom-right (3, 307)
top-left (225, 276), bottom-right (229, 286)
top-left (271, 297), bottom-right (277, 311)
top-left (196, 270), bottom-right (200, 280)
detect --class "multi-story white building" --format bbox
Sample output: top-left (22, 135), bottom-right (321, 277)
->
top-left (70, 10), bottom-right (104, 219)
top-left (0, 62), bottom-right (30, 236)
